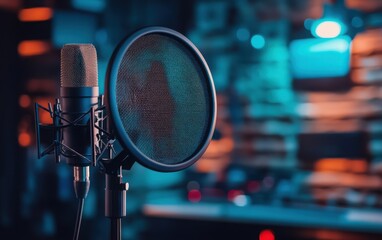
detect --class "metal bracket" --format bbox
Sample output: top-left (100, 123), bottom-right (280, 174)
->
top-left (34, 96), bottom-right (113, 166)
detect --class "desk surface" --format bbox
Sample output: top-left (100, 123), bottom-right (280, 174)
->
top-left (144, 200), bottom-right (382, 234)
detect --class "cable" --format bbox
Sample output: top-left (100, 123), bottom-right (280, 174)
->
top-left (73, 198), bottom-right (85, 240)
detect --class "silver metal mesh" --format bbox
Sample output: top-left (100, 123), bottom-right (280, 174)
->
top-left (116, 34), bottom-right (210, 164)
top-left (61, 44), bottom-right (98, 87)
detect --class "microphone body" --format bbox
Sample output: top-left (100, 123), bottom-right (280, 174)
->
top-left (60, 86), bottom-right (99, 166)
top-left (60, 44), bottom-right (99, 199)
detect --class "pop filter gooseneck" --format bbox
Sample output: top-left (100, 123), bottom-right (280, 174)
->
top-left (102, 27), bottom-right (216, 239)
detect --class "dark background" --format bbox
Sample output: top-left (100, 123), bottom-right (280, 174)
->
top-left (1, 0), bottom-right (382, 239)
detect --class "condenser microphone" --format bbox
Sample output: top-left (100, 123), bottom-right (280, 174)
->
top-left (60, 44), bottom-right (99, 199)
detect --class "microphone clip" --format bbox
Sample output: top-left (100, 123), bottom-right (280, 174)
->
top-left (34, 96), bottom-right (111, 167)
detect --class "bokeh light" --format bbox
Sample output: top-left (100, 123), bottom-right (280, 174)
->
top-left (312, 20), bottom-right (344, 38)
top-left (251, 34), bottom-right (265, 49)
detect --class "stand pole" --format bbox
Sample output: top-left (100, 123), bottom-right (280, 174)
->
top-left (104, 146), bottom-right (128, 240)
top-left (110, 218), bottom-right (121, 240)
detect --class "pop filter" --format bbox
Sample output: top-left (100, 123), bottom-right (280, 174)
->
top-left (105, 27), bottom-right (216, 172)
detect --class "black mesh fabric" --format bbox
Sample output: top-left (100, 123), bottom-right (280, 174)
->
top-left (116, 33), bottom-right (210, 164)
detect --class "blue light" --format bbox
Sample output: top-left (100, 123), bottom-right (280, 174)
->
top-left (351, 16), bottom-right (364, 28)
top-left (42, 211), bottom-right (55, 235)
top-left (309, 38), bottom-right (349, 53)
top-left (290, 36), bottom-right (351, 79)
top-left (72, 0), bottom-right (106, 12)
top-left (311, 19), bottom-right (346, 38)
top-left (233, 195), bottom-right (250, 207)
top-left (236, 28), bottom-right (250, 42)
top-left (304, 19), bottom-right (314, 30)
top-left (53, 11), bottom-right (97, 47)
top-left (251, 34), bottom-right (265, 49)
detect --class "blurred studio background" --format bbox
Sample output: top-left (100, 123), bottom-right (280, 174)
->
top-left (1, 0), bottom-right (382, 239)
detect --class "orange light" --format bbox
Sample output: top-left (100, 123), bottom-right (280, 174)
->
top-left (350, 160), bottom-right (368, 173)
top-left (36, 98), bottom-right (54, 124)
top-left (308, 172), bottom-right (382, 189)
top-left (315, 158), bottom-right (367, 173)
top-left (196, 156), bottom-right (230, 173)
top-left (18, 132), bottom-right (31, 147)
top-left (18, 40), bottom-right (51, 57)
top-left (18, 7), bottom-right (52, 22)
top-left (40, 109), bottom-right (53, 124)
top-left (259, 229), bottom-right (275, 240)
top-left (298, 101), bottom-right (369, 119)
top-left (19, 94), bottom-right (31, 108)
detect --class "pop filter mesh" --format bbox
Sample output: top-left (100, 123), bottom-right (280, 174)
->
top-left (115, 33), bottom-right (211, 165)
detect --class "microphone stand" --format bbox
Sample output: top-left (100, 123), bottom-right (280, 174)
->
top-left (36, 97), bottom-right (132, 240)
top-left (100, 145), bottom-right (130, 240)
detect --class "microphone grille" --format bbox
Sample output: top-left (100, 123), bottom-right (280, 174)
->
top-left (61, 44), bottom-right (98, 87)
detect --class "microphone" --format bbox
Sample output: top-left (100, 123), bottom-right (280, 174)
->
top-left (34, 44), bottom-right (101, 240)
top-left (60, 44), bottom-right (99, 199)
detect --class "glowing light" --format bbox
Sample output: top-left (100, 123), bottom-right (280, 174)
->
top-left (351, 16), bottom-right (363, 28)
top-left (188, 189), bottom-right (201, 203)
top-left (72, 0), bottom-right (106, 12)
top-left (18, 40), bottom-right (51, 57)
top-left (312, 20), bottom-right (345, 38)
top-left (36, 99), bottom-right (54, 124)
top-left (290, 36), bottom-right (351, 79)
top-left (309, 38), bottom-right (350, 53)
top-left (259, 229), bottom-right (275, 240)
top-left (227, 169), bottom-right (246, 184)
top-left (304, 18), bottom-right (314, 30)
top-left (19, 95), bottom-right (31, 108)
top-left (233, 195), bottom-right (249, 207)
top-left (18, 132), bottom-right (31, 147)
top-left (40, 109), bottom-right (53, 124)
top-left (251, 34), bottom-right (265, 49)
top-left (19, 7), bottom-right (53, 22)
top-left (315, 158), bottom-right (367, 173)
top-left (236, 28), bottom-right (250, 42)
top-left (227, 189), bottom-right (243, 201)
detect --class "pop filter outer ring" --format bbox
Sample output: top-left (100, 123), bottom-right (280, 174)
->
top-left (105, 27), bottom-right (216, 172)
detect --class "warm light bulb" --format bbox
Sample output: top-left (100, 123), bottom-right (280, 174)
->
top-left (313, 20), bottom-right (342, 38)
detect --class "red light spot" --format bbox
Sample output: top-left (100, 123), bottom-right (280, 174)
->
top-left (188, 189), bottom-right (201, 203)
top-left (19, 94), bottom-right (31, 108)
top-left (259, 229), bottom-right (275, 240)
top-left (18, 132), bottom-right (31, 147)
top-left (247, 181), bottom-right (260, 192)
top-left (227, 189), bottom-right (243, 201)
